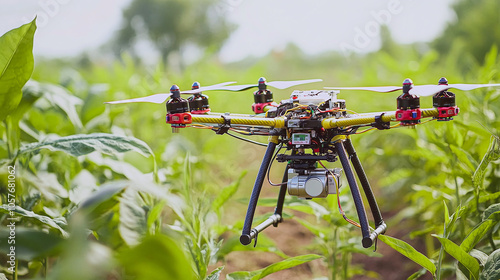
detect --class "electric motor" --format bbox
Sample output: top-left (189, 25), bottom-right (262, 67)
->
top-left (188, 94), bottom-right (210, 112)
top-left (396, 78), bottom-right (421, 126)
top-left (166, 84), bottom-right (191, 133)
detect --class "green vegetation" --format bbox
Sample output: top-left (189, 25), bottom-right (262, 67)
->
top-left (112, 0), bottom-right (234, 65)
top-left (1, 0), bottom-right (500, 279)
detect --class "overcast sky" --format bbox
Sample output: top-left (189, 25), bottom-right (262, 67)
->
top-left (0, 0), bottom-right (456, 62)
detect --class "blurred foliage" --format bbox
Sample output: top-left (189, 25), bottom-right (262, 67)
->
top-left (113, 0), bottom-right (235, 66)
top-left (1, 1), bottom-right (500, 279)
top-left (433, 0), bottom-right (500, 64)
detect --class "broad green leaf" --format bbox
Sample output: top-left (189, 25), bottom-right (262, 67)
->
top-left (479, 191), bottom-right (500, 204)
top-left (226, 254), bottom-right (322, 280)
top-left (473, 136), bottom-right (500, 189)
top-left (378, 235), bottom-right (436, 276)
top-left (118, 188), bottom-right (147, 246)
top-left (146, 200), bottom-right (166, 233)
top-left (249, 197), bottom-right (329, 219)
top-left (482, 203), bottom-right (500, 221)
top-left (447, 206), bottom-right (466, 232)
top-left (33, 81), bottom-right (84, 129)
top-left (295, 217), bottom-right (326, 238)
top-left (443, 200), bottom-right (450, 225)
top-left (226, 271), bottom-right (254, 280)
top-left (186, 239), bottom-right (206, 278)
top-left (470, 249), bottom-right (489, 266)
top-left (206, 266), bottom-right (224, 280)
top-left (10, 80), bottom-right (44, 122)
top-left (23, 171), bottom-right (69, 202)
top-left (76, 181), bottom-right (127, 228)
top-left (69, 170), bottom-right (98, 204)
top-left (460, 219), bottom-right (495, 253)
top-left (86, 151), bottom-right (148, 181)
top-left (480, 249), bottom-right (500, 280)
top-left (449, 144), bottom-right (477, 172)
top-left (433, 235), bottom-right (480, 280)
top-left (0, 227), bottom-right (63, 261)
top-left (16, 133), bottom-right (154, 158)
top-left (118, 235), bottom-right (196, 280)
top-left (81, 83), bottom-right (108, 125)
top-left (456, 262), bottom-right (469, 280)
top-left (212, 170), bottom-right (246, 214)
top-left (407, 268), bottom-right (426, 280)
top-left (409, 226), bottom-right (438, 239)
top-left (218, 235), bottom-right (288, 259)
top-left (48, 212), bottom-right (113, 280)
top-left (0, 19), bottom-right (36, 121)
top-left (0, 205), bottom-right (67, 236)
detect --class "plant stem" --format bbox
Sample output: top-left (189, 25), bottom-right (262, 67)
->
top-left (14, 259), bottom-right (18, 280)
top-left (4, 120), bottom-right (12, 159)
top-left (332, 229), bottom-right (337, 280)
top-left (489, 232), bottom-right (497, 251)
top-left (453, 176), bottom-right (466, 238)
top-left (453, 176), bottom-right (460, 209)
top-left (44, 257), bottom-right (48, 278)
top-left (342, 253), bottom-right (349, 279)
top-left (436, 225), bottom-right (447, 280)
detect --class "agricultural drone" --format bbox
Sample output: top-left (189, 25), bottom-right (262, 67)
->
top-left (106, 77), bottom-right (500, 249)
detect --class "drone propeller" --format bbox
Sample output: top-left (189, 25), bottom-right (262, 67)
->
top-left (413, 83), bottom-right (500, 96)
top-left (326, 81), bottom-right (500, 96)
top-left (219, 78), bottom-right (323, 91)
top-left (324, 86), bottom-right (402, 93)
top-left (105, 81), bottom-right (236, 104)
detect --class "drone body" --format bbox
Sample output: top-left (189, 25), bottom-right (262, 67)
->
top-left (107, 77), bottom-right (500, 248)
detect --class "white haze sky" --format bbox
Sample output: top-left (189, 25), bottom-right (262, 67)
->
top-left (0, 0), bottom-right (456, 62)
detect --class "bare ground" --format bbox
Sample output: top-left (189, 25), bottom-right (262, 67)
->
top-left (216, 208), bottom-right (434, 280)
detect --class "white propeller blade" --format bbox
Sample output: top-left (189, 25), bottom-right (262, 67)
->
top-left (450, 83), bottom-right (500, 91)
top-left (408, 85), bottom-right (444, 96)
top-left (181, 81), bottom-right (237, 94)
top-left (267, 79), bottom-right (323, 89)
top-left (105, 81), bottom-right (237, 104)
top-left (105, 93), bottom-right (171, 104)
top-left (212, 84), bottom-right (256, 91)
top-left (412, 83), bottom-right (500, 96)
top-left (215, 79), bottom-right (323, 91)
top-left (325, 83), bottom-right (500, 97)
top-left (324, 86), bottom-right (402, 92)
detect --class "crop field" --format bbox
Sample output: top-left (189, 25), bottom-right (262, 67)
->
top-left (1, 2), bottom-right (500, 279)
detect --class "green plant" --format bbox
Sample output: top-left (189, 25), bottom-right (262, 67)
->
top-left (379, 132), bottom-right (500, 279)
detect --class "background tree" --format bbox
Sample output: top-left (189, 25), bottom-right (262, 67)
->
top-left (433, 0), bottom-right (500, 63)
top-left (113, 0), bottom-right (234, 65)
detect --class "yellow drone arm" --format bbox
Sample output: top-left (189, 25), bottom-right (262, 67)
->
top-left (190, 108), bottom-right (439, 130)
top-left (321, 108), bottom-right (439, 129)
top-left (191, 114), bottom-right (286, 128)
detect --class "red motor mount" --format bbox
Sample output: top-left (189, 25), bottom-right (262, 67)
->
top-left (436, 106), bottom-right (459, 120)
top-left (396, 108), bottom-right (421, 124)
top-left (166, 112), bottom-right (192, 127)
top-left (190, 109), bottom-right (210, 115)
top-left (252, 102), bottom-right (278, 114)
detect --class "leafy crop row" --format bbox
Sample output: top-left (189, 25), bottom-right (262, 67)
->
top-left (1, 18), bottom-right (499, 280)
